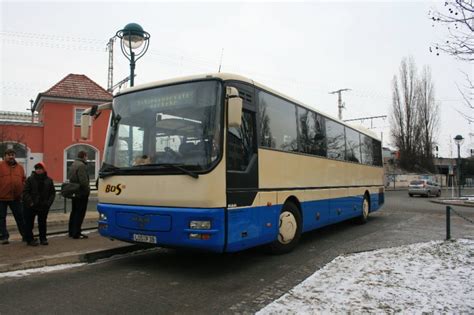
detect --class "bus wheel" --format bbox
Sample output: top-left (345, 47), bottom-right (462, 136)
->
top-left (357, 195), bottom-right (370, 224)
top-left (267, 202), bottom-right (302, 254)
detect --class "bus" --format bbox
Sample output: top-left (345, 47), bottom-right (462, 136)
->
top-left (82, 73), bottom-right (384, 254)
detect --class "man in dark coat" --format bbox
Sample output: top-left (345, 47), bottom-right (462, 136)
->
top-left (68, 151), bottom-right (90, 239)
top-left (22, 162), bottom-right (56, 246)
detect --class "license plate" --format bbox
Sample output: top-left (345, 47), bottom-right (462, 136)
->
top-left (132, 234), bottom-right (157, 244)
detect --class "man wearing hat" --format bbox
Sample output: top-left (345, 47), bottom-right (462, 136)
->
top-left (0, 148), bottom-right (26, 244)
top-left (22, 162), bottom-right (56, 246)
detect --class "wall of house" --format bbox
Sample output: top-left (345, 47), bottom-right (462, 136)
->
top-left (40, 102), bottom-right (111, 182)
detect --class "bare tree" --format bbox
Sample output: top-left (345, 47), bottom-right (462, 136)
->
top-left (455, 71), bottom-right (474, 122)
top-left (417, 66), bottom-right (440, 171)
top-left (390, 58), bottom-right (440, 172)
top-left (429, 1), bottom-right (473, 124)
top-left (390, 57), bottom-right (419, 170)
top-left (429, 0), bottom-right (474, 61)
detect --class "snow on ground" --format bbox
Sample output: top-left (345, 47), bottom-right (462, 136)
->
top-left (257, 239), bottom-right (474, 314)
top-left (0, 263), bottom-right (86, 278)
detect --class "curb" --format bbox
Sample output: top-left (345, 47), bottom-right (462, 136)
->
top-left (0, 244), bottom-right (144, 273)
top-left (6, 217), bottom-right (98, 231)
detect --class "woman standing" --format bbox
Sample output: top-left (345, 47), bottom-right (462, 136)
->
top-left (22, 162), bottom-right (56, 246)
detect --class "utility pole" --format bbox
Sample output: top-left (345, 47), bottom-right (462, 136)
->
top-left (329, 88), bottom-right (351, 120)
top-left (106, 37), bottom-right (116, 92)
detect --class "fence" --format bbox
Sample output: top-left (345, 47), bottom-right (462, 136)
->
top-left (445, 205), bottom-right (474, 240)
top-left (50, 184), bottom-right (98, 213)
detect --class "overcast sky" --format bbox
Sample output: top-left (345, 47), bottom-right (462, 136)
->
top-left (1, 0), bottom-right (472, 157)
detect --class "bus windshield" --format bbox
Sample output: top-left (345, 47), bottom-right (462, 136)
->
top-left (103, 80), bottom-right (223, 174)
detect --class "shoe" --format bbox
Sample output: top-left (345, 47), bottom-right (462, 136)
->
top-left (72, 234), bottom-right (88, 239)
top-left (40, 239), bottom-right (49, 245)
top-left (27, 240), bottom-right (39, 246)
top-left (1, 239), bottom-right (9, 245)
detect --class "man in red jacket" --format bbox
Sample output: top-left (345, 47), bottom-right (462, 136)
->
top-left (0, 148), bottom-right (26, 244)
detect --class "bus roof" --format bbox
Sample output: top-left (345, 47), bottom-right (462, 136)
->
top-left (117, 73), bottom-right (380, 140)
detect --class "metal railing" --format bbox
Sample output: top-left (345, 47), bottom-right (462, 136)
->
top-left (51, 184), bottom-right (98, 213)
top-left (445, 205), bottom-right (474, 240)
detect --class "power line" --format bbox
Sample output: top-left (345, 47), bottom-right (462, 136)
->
top-left (0, 30), bottom-right (466, 103)
top-left (343, 115), bottom-right (387, 128)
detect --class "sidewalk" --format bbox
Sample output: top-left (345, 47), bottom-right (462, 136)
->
top-left (1, 205), bottom-right (143, 273)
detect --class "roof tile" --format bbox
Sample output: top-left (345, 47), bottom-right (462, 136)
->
top-left (42, 74), bottom-right (112, 101)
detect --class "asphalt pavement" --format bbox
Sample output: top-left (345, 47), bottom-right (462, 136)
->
top-left (1, 189), bottom-right (472, 273)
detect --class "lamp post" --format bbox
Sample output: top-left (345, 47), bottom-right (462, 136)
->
top-left (454, 135), bottom-right (464, 197)
top-left (116, 23), bottom-right (150, 87)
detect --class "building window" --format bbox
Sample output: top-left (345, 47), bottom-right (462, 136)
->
top-left (74, 108), bottom-right (87, 126)
top-left (65, 144), bottom-right (97, 181)
top-left (0, 142), bottom-right (27, 174)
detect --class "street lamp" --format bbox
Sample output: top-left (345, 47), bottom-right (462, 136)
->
top-left (454, 135), bottom-right (464, 197)
top-left (116, 23), bottom-right (150, 87)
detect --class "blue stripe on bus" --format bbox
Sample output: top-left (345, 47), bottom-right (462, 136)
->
top-left (97, 193), bottom-right (383, 253)
top-left (226, 193), bottom-right (383, 252)
top-left (97, 203), bottom-right (226, 253)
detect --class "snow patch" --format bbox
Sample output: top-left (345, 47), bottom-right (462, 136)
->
top-left (0, 263), bottom-right (86, 278)
top-left (257, 239), bottom-right (474, 313)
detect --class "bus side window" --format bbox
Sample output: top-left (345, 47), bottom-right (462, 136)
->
top-left (228, 110), bottom-right (255, 171)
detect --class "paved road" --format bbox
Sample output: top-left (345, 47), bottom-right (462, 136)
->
top-left (1, 191), bottom-right (472, 314)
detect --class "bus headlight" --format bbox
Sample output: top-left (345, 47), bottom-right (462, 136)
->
top-left (189, 220), bottom-right (211, 229)
top-left (100, 213), bottom-right (108, 221)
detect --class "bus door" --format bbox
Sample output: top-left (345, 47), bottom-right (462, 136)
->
top-left (225, 82), bottom-right (261, 251)
top-left (226, 82), bottom-right (258, 207)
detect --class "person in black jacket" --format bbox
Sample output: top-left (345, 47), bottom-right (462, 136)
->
top-left (22, 162), bottom-right (56, 246)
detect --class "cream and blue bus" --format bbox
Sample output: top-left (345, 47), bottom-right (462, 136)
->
top-left (83, 73), bottom-right (384, 254)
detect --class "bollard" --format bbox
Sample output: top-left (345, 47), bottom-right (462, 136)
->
top-left (446, 206), bottom-right (451, 240)
top-left (64, 197), bottom-right (67, 214)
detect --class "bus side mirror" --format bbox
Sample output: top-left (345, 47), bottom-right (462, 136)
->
top-left (227, 87), bottom-right (242, 128)
top-left (81, 114), bottom-right (91, 139)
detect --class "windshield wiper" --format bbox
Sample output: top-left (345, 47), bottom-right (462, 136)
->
top-left (99, 163), bottom-right (200, 179)
top-left (99, 164), bottom-right (123, 178)
top-left (140, 163), bottom-right (199, 179)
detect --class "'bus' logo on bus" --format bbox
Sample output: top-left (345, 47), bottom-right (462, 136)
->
top-left (105, 184), bottom-right (124, 195)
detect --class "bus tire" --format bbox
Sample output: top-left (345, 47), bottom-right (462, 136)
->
top-left (267, 202), bottom-right (302, 255)
top-left (356, 194), bottom-right (370, 224)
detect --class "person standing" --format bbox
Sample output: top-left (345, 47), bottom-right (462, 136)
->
top-left (0, 148), bottom-right (26, 245)
top-left (68, 150), bottom-right (90, 239)
top-left (22, 162), bottom-right (56, 246)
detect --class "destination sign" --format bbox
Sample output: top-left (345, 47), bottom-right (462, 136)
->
top-left (128, 91), bottom-right (195, 113)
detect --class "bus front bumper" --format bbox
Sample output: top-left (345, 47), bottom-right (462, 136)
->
top-left (97, 203), bottom-right (226, 253)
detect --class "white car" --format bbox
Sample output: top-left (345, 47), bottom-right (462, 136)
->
top-left (408, 180), bottom-right (441, 197)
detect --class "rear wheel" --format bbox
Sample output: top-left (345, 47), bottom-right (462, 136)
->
top-left (409, 193), bottom-right (413, 197)
top-left (356, 195), bottom-right (370, 224)
top-left (267, 202), bottom-right (302, 254)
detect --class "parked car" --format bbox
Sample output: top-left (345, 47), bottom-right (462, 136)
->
top-left (408, 180), bottom-right (441, 197)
